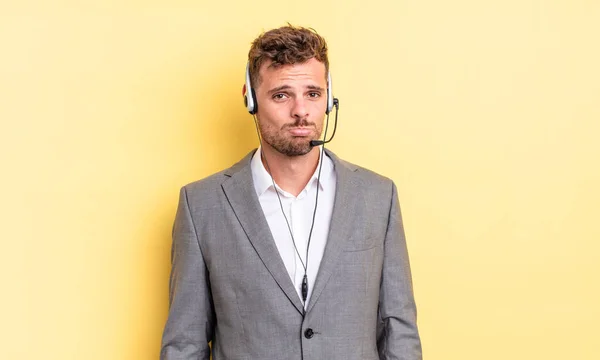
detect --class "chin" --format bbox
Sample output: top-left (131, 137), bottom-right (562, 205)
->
top-left (277, 142), bottom-right (313, 157)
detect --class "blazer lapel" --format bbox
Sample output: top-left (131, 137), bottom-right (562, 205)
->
top-left (221, 150), bottom-right (305, 315)
top-left (306, 150), bottom-right (361, 313)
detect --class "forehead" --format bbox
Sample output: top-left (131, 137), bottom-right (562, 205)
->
top-left (257, 58), bottom-right (327, 87)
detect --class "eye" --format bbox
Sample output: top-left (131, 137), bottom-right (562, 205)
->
top-left (308, 92), bottom-right (321, 98)
top-left (272, 93), bottom-right (287, 100)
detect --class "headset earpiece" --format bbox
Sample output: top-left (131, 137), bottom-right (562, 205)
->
top-left (250, 88), bottom-right (257, 115)
top-left (245, 62), bottom-right (257, 114)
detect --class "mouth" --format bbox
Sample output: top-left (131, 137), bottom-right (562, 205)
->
top-left (288, 127), bottom-right (313, 136)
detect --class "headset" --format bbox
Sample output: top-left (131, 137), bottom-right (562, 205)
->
top-left (243, 62), bottom-right (334, 115)
top-left (243, 60), bottom-right (339, 314)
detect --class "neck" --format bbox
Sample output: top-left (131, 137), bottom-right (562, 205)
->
top-left (260, 144), bottom-right (320, 197)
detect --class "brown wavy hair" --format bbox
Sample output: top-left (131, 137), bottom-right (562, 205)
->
top-left (248, 24), bottom-right (329, 87)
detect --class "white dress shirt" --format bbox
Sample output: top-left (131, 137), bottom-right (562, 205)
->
top-left (250, 147), bottom-right (336, 307)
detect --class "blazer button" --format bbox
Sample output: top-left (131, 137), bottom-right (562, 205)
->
top-left (304, 328), bottom-right (314, 339)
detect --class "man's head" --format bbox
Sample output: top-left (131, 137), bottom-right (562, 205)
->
top-left (246, 25), bottom-right (330, 157)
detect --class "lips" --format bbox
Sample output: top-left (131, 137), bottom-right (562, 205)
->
top-left (288, 127), bottom-right (313, 136)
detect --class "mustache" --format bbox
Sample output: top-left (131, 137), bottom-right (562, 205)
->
top-left (281, 119), bottom-right (316, 129)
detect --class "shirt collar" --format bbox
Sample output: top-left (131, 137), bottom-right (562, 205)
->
top-left (250, 146), bottom-right (334, 198)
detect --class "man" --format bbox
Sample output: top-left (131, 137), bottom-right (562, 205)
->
top-left (161, 25), bottom-right (422, 360)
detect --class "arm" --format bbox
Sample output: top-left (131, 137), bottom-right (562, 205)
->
top-left (377, 182), bottom-right (422, 360)
top-left (161, 186), bottom-right (215, 360)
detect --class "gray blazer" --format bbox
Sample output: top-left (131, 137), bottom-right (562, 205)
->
top-left (160, 149), bottom-right (422, 360)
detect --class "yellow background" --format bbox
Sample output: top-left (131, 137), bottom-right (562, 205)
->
top-left (2, 1), bottom-right (599, 359)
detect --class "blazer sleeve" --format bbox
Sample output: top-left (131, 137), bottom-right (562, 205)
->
top-left (377, 182), bottom-right (422, 360)
top-left (160, 186), bottom-right (215, 360)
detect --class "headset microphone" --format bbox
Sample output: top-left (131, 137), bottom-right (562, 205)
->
top-left (310, 98), bottom-right (339, 147)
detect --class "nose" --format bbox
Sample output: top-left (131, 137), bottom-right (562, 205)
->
top-left (291, 97), bottom-right (309, 120)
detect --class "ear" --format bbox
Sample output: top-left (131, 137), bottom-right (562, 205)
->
top-left (242, 84), bottom-right (247, 96)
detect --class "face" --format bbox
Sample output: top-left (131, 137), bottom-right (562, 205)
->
top-left (253, 58), bottom-right (328, 157)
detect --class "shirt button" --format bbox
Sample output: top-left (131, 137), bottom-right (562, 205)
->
top-left (304, 328), bottom-right (314, 339)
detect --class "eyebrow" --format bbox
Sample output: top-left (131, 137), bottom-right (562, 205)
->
top-left (267, 85), bottom-right (292, 95)
top-left (267, 84), bottom-right (326, 95)
top-left (306, 85), bottom-right (326, 92)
